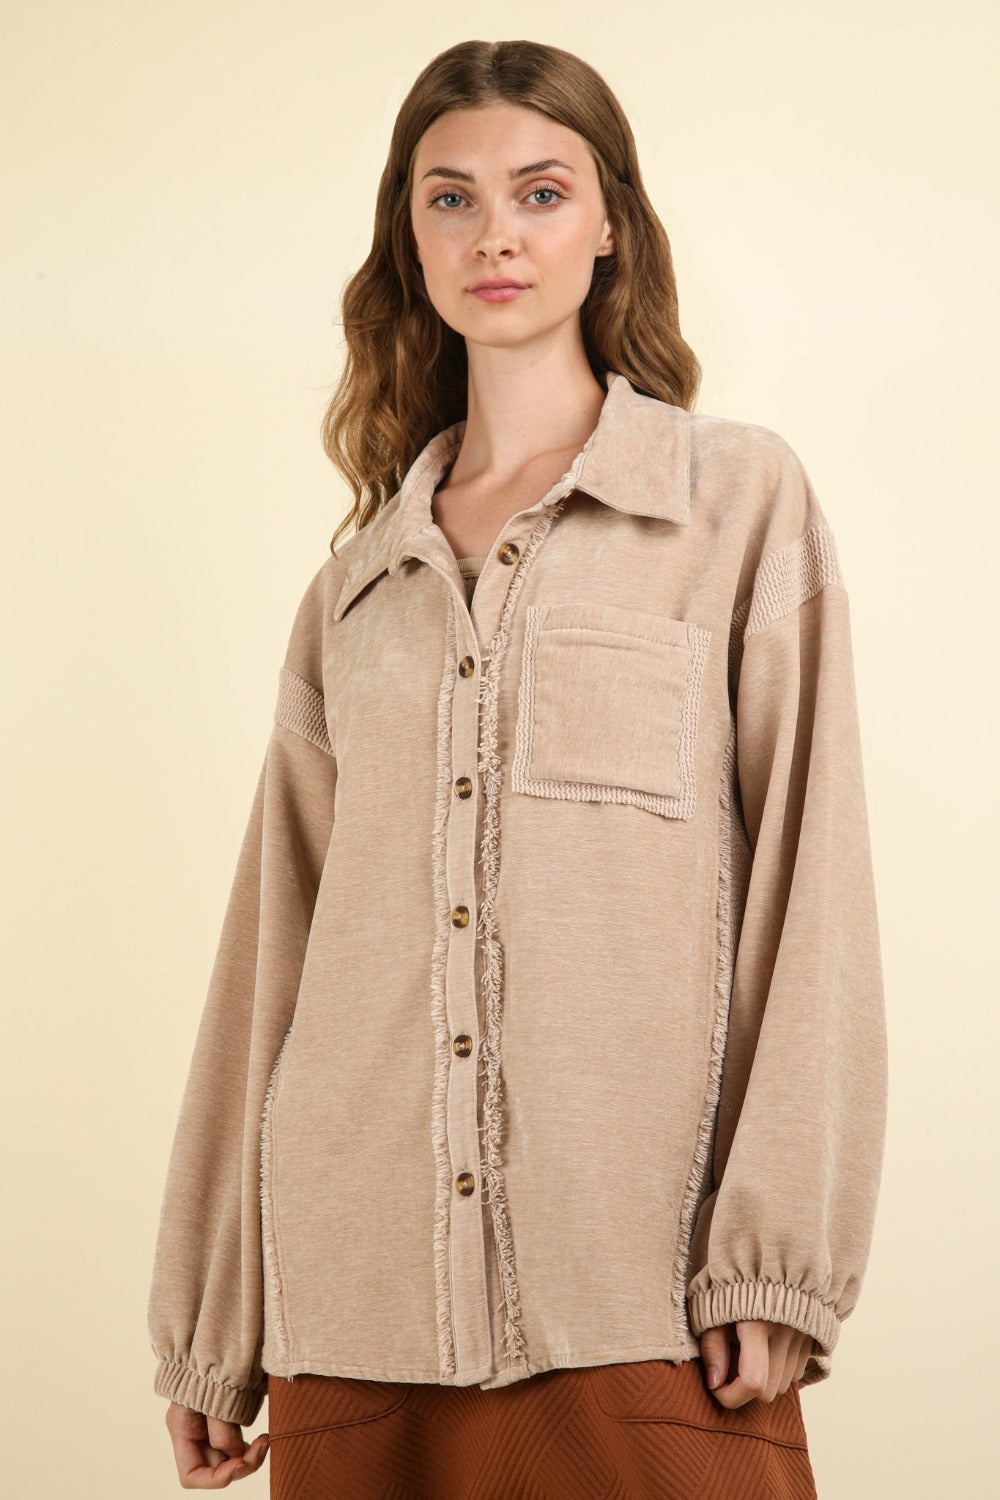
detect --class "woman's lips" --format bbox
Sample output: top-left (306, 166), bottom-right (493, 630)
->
top-left (469, 285), bottom-right (528, 302)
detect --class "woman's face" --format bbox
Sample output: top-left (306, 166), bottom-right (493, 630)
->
top-left (409, 101), bottom-right (615, 354)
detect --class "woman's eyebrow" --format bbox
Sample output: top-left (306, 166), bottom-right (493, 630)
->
top-left (420, 158), bottom-right (577, 183)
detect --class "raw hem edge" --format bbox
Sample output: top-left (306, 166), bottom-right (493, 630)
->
top-left (263, 1338), bottom-right (705, 1392)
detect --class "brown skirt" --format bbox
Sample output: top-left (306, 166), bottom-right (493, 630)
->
top-left (267, 1357), bottom-right (817, 1500)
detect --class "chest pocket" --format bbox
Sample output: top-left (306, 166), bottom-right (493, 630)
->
top-left (511, 601), bottom-right (711, 821)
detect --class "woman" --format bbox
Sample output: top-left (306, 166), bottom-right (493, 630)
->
top-left (149, 38), bottom-right (887, 1499)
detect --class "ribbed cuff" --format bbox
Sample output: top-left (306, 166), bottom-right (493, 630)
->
top-left (154, 1358), bottom-right (266, 1425)
top-left (687, 1279), bottom-right (840, 1363)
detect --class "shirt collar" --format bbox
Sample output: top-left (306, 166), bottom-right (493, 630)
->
top-left (332, 370), bottom-right (691, 621)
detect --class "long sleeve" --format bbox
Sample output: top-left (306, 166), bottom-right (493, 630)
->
top-left (147, 566), bottom-right (337, 1423)
top-left (686, 462), bottom-right (888, 1386)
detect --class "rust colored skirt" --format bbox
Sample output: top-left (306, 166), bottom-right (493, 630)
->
top-left (267, 1357), bottom-right (817, 1500)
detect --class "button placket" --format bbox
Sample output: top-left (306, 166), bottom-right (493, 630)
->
top-left (467, 501), bottom-right (570, 1381)
top-left (440, 598), bottom-right (492, 1379)
top-left (419, 505), bottom-right (571, 1381)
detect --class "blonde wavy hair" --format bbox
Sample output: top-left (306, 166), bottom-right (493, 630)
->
top-left (322, 38), bottom-right (701, 557)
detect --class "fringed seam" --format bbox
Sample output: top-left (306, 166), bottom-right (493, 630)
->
top-left (475, 502), bottom-right (565, 1368)
top-left (274, 667), bottom-right (334, 756)
top-left (259, 1026), bottom-right (294, 1368)
top-left (671, 717), bottom-right (752, 1335)
top-left (429, 607), bottom-right (458, 1379)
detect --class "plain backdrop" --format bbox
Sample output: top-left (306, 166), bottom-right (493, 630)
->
top-left (3, 3), bottom-right (997, 1496)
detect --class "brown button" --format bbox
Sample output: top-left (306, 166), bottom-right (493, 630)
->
top-left (452, 1034), bottom-right (473, 1057)
top-left (454, 776), bottom-right (473, 799)
top-left (497, 542), bottom-right (519, 565)
top-left (451, 905), bottom-right (470, 928)
top-left (458, 655), bottom-right (476, 677)
top-left (455, 1172), bottom-right (476, 1196)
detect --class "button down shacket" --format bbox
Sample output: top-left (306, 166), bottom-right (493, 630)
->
top-left (148, 371), bottom-right (888, 1425)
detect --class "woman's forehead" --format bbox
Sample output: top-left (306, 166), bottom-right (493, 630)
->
top-left (412, 106), bottom-right (594, 183)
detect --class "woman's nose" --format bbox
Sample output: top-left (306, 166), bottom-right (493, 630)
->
top-left (472, 203), bottom-right (521, 258)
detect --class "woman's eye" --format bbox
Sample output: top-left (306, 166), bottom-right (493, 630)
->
top-left (528, 186), bottom-right (565, 206)
top-left (428, 185), bottom-right (566, 211)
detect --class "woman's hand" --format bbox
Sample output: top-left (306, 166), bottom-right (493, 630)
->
top-left (699, 1320), bottom-right (814, 1408)
top-left (165, 1401), bottom-right (269, 1488)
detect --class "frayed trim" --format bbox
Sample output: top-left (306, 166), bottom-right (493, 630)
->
top-left (671, 716), bottom-right (752, 1333)
top-left (429, 608), bottom-right (458, 1379)
top-left (260, 1026), bottom-right (294, 1368)
top-left (475, 503), bottom-right (565, 1369)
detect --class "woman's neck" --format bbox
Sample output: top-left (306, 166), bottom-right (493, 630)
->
top-left (452, 343), bottom-right (607, 491)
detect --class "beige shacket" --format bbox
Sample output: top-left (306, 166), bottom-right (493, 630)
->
top-left (148, 371), bottom-right (888, 1424)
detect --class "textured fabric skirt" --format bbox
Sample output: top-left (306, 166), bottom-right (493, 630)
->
top-left (267, 1356), bottom-right (817, 1499)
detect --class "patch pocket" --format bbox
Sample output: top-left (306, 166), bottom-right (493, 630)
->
top-left (512, 602), bottom-right (711, 820)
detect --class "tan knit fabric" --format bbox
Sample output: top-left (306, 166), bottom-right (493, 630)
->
top-left (148, 371), bottom-right (887, 1425)
top-left (456, 554), bottom-right (487, 608)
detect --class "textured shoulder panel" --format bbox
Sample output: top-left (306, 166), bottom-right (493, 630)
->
top-left (274, 666), bottom-right (333, 756)
top-left (744, 524), bottom-right (844, 639)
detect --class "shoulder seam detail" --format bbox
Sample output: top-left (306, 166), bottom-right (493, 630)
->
top-left (274, 666), bottom-right (334, 756)
top-left (743, 522), bottom-right (844, 640)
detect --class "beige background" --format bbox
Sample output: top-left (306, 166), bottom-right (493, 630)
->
top-left (3, 2), bottom-right (997, 1495)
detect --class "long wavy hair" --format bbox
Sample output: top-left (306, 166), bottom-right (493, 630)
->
top-left (322, 39), bottom-right (701, 558)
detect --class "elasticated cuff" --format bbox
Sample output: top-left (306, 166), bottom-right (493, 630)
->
top-left (154, 1357), bottom-right (266, 1425)
top-left (687, 1279), bottom-right (840, 1384)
